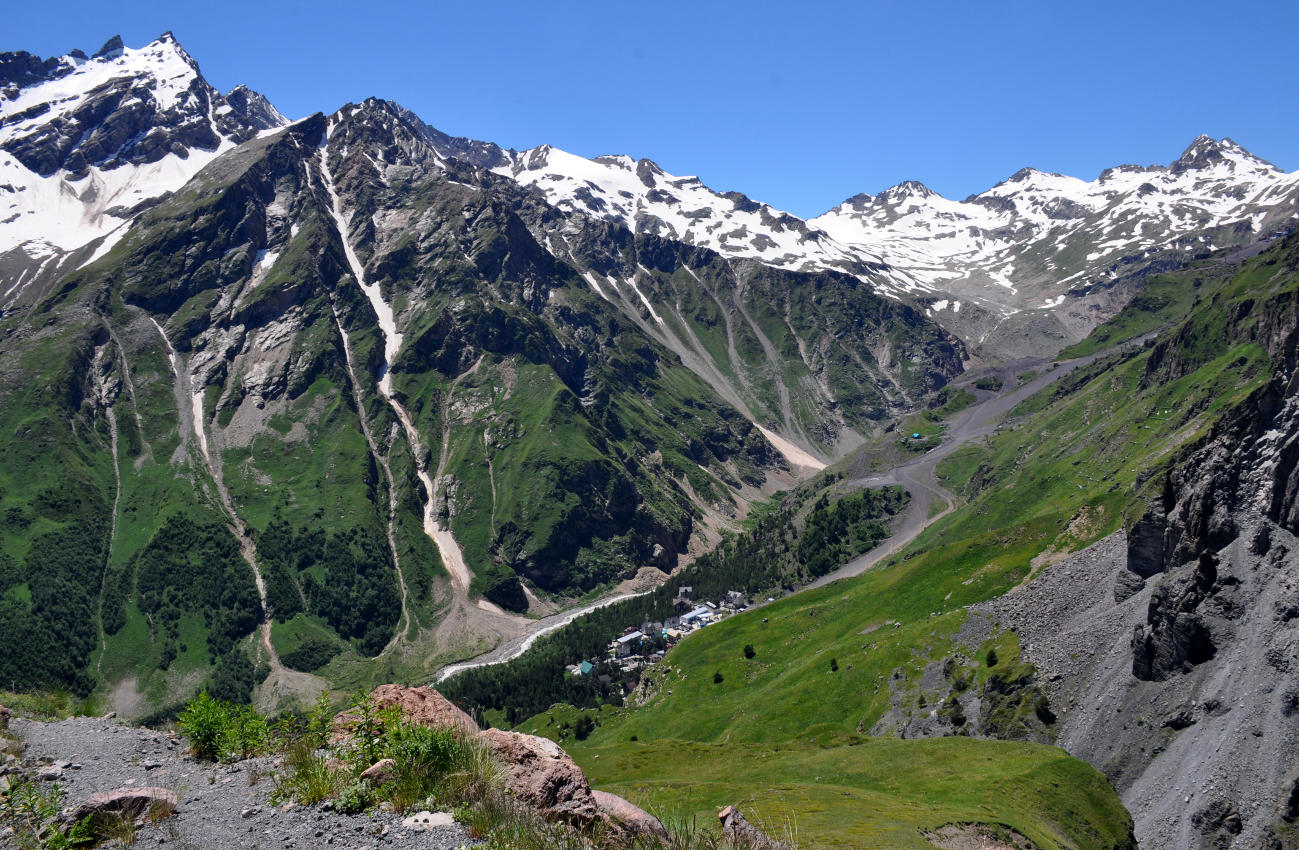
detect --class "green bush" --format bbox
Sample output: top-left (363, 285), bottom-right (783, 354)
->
top-left (178, 691), bottom-right (227, 761)
top-left (272, 737), bottom-right (346, 806)
top-left (178, 691), bottom-right (269, 762)
top-left (335, 782), bottom-right (374, 815)
top-left (281, 637), bottom-right (341, 673)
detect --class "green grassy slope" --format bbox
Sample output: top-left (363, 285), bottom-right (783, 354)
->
top-left (578, 737), bottom-right (1129, 850)
top-left (503, 233), bottom-right (1299, 848)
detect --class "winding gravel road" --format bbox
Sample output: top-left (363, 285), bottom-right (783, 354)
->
top-left (808, 335), bottom-right (1156, 590)
top-left (435, 335), bottom-right (1154, 679)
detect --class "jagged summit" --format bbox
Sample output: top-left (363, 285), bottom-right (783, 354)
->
top-left (882, 180), bottom-right (934, 200)
top-left (0, 32), bottom-right (287, 266)
top-left (1171, 134), bottom-right (1276, 174)
top-left (92, 35), bottom-right (124, 59)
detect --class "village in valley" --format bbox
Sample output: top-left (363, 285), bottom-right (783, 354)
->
top-left (564, 586), bottom-right (758, 683)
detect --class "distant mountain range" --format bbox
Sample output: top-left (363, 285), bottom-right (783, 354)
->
top-left (0, 32), bottom-right (1294, 719)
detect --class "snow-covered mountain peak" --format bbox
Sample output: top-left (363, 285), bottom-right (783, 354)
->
top-left (489, 141), bottom-right (890, 286)
top-left (812, 135), bottom-right (1299, 340)
top-left (1171, 134), bottom-right (1279, 176)
top-left (1, 33), bottom-right (206, 126)
top-left (0, 34), bottom-right (286, 304)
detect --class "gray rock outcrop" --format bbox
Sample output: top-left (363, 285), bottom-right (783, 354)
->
top-left (592, 789), bottom-right (669, 840)
top-left (68, 786), bottom-right (177, 832)
top-left (718, 805), bottom-right (788, 849)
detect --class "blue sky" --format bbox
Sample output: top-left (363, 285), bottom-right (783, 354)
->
top-left (6, 0), bottom-right (1297, 218)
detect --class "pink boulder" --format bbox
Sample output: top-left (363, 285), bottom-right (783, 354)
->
top-left (331, 685), bottom-right (479, 742)
top-left (480, 729), bottom-right (601, 826)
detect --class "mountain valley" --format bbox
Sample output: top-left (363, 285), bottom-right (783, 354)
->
top-left (1, 31), bottom-right (1298, 850)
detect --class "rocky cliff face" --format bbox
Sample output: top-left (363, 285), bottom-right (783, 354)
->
top-left (979, 232), bottom-right (1299, 849)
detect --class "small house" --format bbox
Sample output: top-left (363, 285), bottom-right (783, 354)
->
top-left (578, 660), bottom-right (594, 676)
top-left (615, 630), bottom-right (644, 658)
top-left (681, 606), bottom-right (712, 626)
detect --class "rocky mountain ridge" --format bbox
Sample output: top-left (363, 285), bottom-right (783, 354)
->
top-left (961, 231), bottom-right (1299, 848)
top-left (7, 33), bottom-right (1296, 369)
top-left (0, 33), bottom-right (286, 312)
top-left (814, 136), bottom-right (1299, 355)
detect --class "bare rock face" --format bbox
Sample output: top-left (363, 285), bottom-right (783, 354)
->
top-left (479, 729), bottom-right (600, 827)
top-left (68, 786), bottom-right (177, 833)
top-left (592, 789), bottom-right (668, 840)
top-left (331, 685), bottom-right (479, 741)
top-left (718, 805), bottom-right (788, 849)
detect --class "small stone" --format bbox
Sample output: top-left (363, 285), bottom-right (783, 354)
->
top-left (37, 767), bottom-right (64, 781)
top-left (359, 758), bottom-right (397, 786)
top-left (401, 811), bottom-right (455, 830)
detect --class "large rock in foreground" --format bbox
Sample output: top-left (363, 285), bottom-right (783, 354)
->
top-left (68, 787), bottom-right (177, 833)
top-left (332, 685), bottom-right (479, 741)
top-left (480, 729), bottom-right (601, 827)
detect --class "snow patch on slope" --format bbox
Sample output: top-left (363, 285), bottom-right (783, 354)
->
top-left (756, 425), bottom-right (826, 470)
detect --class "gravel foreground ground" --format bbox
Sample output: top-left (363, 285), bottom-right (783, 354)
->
top-left (9, 715), bottom-right (476, 849)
